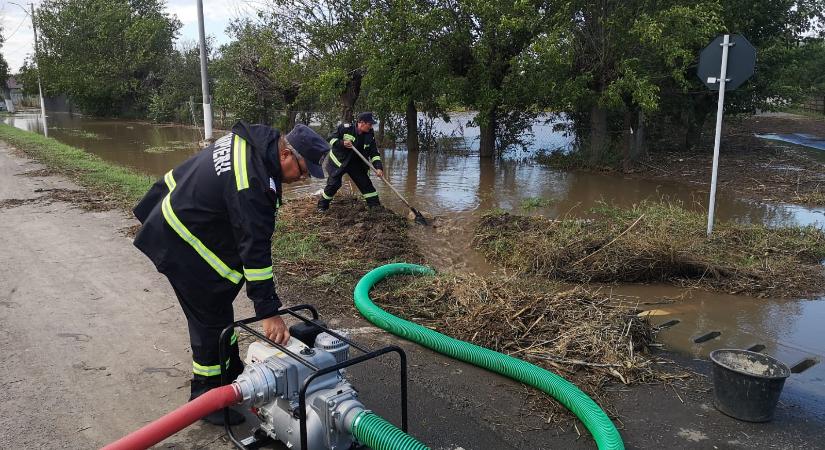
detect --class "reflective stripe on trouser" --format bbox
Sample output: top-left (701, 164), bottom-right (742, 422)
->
top-left (161, 171), bottom-right (243, 284)
top-left (323, 163), bottom-right (379, 206)
top-left (166, 276), bottom-right (244, 391)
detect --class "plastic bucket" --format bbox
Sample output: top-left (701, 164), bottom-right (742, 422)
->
top-left (709, 349), bottom-right (791, 422)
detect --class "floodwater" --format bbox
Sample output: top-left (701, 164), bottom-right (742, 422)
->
top-left (5, 111), bottom-right (824, 405)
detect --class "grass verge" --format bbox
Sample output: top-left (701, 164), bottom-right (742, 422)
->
top-left (0, 123), bottom-right (153, 209)
top-left (474, 201), bottom-right (825, 297)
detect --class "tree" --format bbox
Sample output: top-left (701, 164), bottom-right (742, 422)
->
top-left (212, 20), bottom-right (311, 129)
top-left (440, 0), bottom-right (560, 158)
top-left (0, 32), bottom-right (9, 101)
top-left (147, 41), bottom-right (204, 123)
top-left (362, 0), bottom-right (453, 151)
top-left (525, 1), bottom-right (721, 165)
top-left (263, 0), bottom-right (369, 123)
top-left (660, 0), bottom-right (825, 151)
top-left (34, 0), bottom-right (179, 116)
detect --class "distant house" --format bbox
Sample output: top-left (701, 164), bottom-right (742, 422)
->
top-left (6, 77), bottom-right (24, 105)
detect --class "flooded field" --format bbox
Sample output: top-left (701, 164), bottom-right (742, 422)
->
top-left (5, 110), bottom-right (824, 406)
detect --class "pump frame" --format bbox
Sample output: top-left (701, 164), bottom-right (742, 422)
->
top-left (218, 305), bottom-right (409, 450)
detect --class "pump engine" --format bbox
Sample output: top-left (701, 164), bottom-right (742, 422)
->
top-left (233, 330), bottom-right (366, 450)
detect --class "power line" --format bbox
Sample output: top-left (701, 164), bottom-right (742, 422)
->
top-left (4, 13), bottom-right (29, 40)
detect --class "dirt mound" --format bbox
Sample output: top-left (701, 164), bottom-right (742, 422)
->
top-left (271, 195), bottom-right (421, 314)
top-left (474, 201), bottom-right (825, 297)
top-left (287, 195), bottom-right (416, 262)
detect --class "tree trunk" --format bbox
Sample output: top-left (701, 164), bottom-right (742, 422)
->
top-left (340, 71), bottom-right (363, 123)
top-left (478, 157), bottom-right (496, 209)
top-left (377, 116), bottom-right (386, 148)
top-left (588, 105), bottom-right (608, 165)
top-left (632, 110), bottom-right (647, 161)
top-left (405, 147), bottom-right (419, 195)
top-left (684, 95), bottom-right (713, 151)
top-left (622, 109), bottom-right (633, 170)
top-left (478, 106), bottom-right (497, 158)
top-left (285, 108), bottom-right (298, 131)
top-left (405, 99), bottom-right (419, 153)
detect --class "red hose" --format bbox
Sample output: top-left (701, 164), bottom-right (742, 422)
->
top-left (102, 384), bottom-right (241, 450)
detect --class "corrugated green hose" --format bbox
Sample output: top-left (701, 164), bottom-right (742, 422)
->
top-left (353, 263), bottom-right (625, 450)
top-left (350, 410), bottom-right (428, 450)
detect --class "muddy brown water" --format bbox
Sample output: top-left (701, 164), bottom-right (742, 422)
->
top-left (6, 111), bottom-right (825, 410)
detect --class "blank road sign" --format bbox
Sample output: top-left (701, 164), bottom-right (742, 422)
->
top-left (697, 34), bottom-right (756, 91)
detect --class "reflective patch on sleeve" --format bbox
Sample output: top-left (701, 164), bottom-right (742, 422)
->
top-left (233, 135), bottom-right (249, 191)
top-left (343, 133), bottom-right (356, 142)
top-left (243, 266), bottom-right (273, 281)
top-left (371, 155), bottom-right (381, 163)
top-left (328, 150), bottom-right (343, 167)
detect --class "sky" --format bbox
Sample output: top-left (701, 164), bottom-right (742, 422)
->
top-left (0, 0), bottom-right (257, 74)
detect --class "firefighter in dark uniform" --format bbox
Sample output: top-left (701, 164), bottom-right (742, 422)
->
top-left (132, 122), bottom-right (328, 426)
top-left (317, 112), bottom-right (384, 211)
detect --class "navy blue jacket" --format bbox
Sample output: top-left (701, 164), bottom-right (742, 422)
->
top-left (133, 121), bottom-right (282, 316)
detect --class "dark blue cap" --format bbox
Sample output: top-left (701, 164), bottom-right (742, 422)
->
top-left (285, 124), bottom-right (328, 178)
top-left (357, 112), bottom-right (375, 124)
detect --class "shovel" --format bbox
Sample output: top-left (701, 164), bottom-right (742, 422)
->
top-left (348, 144), bottom-right (429, 225)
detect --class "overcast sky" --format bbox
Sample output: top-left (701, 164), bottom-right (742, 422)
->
top-left (0, 0), bottom-right (257, 74)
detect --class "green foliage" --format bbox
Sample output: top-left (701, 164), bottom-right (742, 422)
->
top-left (147, 42), bottom-right (204, 123)
top-left (35, 0), bottom-right (179, 116)
top-left (520, 197), bottom-right (554, 211)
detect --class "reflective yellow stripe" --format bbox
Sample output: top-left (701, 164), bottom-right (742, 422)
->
top-left (371, 155), bottom-right (381, 163)
top-left (230, 332), bottom-right (238, 346)
top-left (233, 135), bottom-right (249, 191)
top-left (363, 192), bottom-right (378, 199)
top-left (329, 138), bottom-right (338, 146)
top-left (162, 171), bottom-right (243, 284)
top-left (328, 150), bottom-right (342, 167)
top-left (192, 359), bottom-right (232, 377)
top-left (243, 266), bottom-right (273, 281)
top-left (322, 191), bottom-right (333, 200)
top-left (343, 133), bottom-right (356, 142)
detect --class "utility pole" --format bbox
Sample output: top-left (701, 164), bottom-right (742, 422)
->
top-left (30, 3), bottom-right (48, 137)
top-left (196, 0), bottom-right (213, 141)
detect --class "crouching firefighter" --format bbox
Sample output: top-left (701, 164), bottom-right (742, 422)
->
top-left (317, 112), bottom-right (384, 211)
top-left (132, 123), bottom-right (328, 426)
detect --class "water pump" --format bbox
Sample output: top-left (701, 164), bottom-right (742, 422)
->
top-left (220, 305), bottom-right (412, 450)
top-left (235, 332), bottom-right (365, 449)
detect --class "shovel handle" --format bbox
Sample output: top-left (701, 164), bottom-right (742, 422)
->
top-left (348, 144), bottom-right (416, 210)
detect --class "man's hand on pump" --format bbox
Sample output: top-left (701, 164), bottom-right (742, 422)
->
top-left (261, 315), bottom-right (290, 345)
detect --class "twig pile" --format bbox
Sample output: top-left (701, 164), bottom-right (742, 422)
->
top-left (474, 201), bottom-right (825, 297)
top-left (371, 273), bottom-right (677, 416)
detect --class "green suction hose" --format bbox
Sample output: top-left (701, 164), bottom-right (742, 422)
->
top-left (350, 410), bottom-right (428, 450)
top-left (354, 263), bottom-right (625, 450)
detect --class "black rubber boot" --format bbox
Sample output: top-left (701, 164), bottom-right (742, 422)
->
top-left (317, 198), bottom-right (330, 212)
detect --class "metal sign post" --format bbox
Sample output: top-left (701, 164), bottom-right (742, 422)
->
top-left (706, 34), bottom-right (731, 236)
top-left (697, 34), bottom-right (756, 236)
